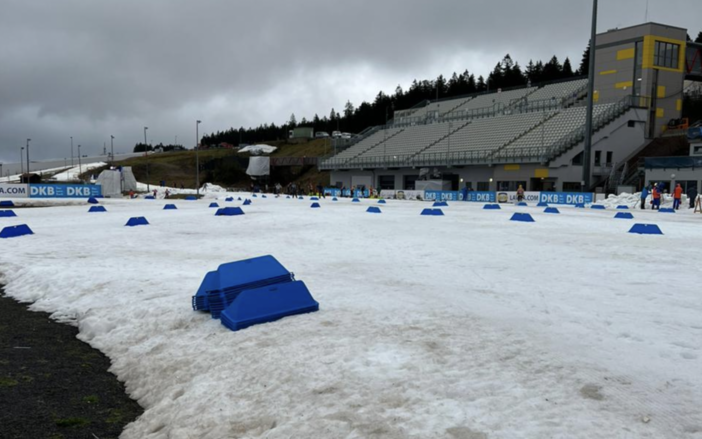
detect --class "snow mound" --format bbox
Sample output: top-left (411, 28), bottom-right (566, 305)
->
top-left (200, 183), bottom-right (227, 193)
top-left (238, 144), bottom-right (277, 154)
top-left (602, 192), bottom-right (687, 209)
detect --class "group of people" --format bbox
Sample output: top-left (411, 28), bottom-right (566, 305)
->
top-left (640, 182), bottom-right (684, 210)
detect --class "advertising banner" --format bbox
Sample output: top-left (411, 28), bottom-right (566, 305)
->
top-left (424, 190), bottom-right (464, 201)
top-left (29, 184), bottom-right (102, 198)
top-left (465, 191), bottom-right (497, 203)
top-left (496, 191), bottom-right (541, 203)
top-left (379, 190), bottom-right (424, 200)
top-left (539, 192), bottom-right (594, 205)
top-left (0, 184), bottom-right (29, 198)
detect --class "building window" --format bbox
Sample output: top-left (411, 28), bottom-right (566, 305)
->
top-left (654, 41), bottom-right (680, 69)
top-left (477, 181), bottom-right (490, 191)
top-left (378, 175), bottom-right (395, 190)
top-left (633, 41), bottom-right (643, 96)
top-left (572, 151), bottom-right (583, 165)
top-left (403, 175), bottom-right (418, 190)
top-left (594, 151), bottom-right (601, 166)
top-left (606, 151), bottom-right (613, 166)
top-left (563, 182), bottom-right (582, 192)
top-left (497, 181), bottom-right (527, 191)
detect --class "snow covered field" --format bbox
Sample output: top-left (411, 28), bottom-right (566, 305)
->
top-left (1, 194), bottom-right (701, 438)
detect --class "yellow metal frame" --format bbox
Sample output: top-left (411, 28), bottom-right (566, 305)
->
top-left (642, 35), bottom-right (686, 72)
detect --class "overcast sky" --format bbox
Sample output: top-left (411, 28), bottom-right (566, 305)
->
top-left (0, 0), bottom-right (698, 163)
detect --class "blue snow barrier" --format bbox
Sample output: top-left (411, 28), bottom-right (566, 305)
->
top-left (286, 196), bottom-right (291, 199)
top-left (238, 197), bottom-right (242, 201)
top-left (163, 204), bottom-right (178, 210)
top-left (421, 208), bottom-right (444, 216)
top-left (87, 197), bottom-right (99, 204)
top-left (483, 204), bottom-right (501, 210)
top-left (144, 195), bottom-right (155, 200)
top-left (591, 205), bottom-right (606, 210)
top-left (243, 199), bottom-right (252, 206)
top-left (614, 212), bottom-right (634, 219)
top-left (332, 197), bottom-right (338, 201)
top-left (88, 206), bottom-right (107, 213)
top-left (516, 202), bottom-right (528, 207)
top-left (352, 198), bottom-right (360, 202)
top-left (298, 196), bottom-right (304, 200)
top-left (209, 202), bottom-right (219, 208)
top-left (310, 197), bottom-right (319, 201)
top-left (628, 223), bottom-right (663, 235)
top-left (125, 217), bottom-right (149, 227)
top-left (262, 195), bottom-right (267, 198)
top-left (253, 194), bottom-right (258, 198)
top-left (433, 201), bottom-right (448, 207)
top-left (220, 280), bottom-right (319, 332)
top-left (0, 210), bottom-right (17, 218)
top-left (575, 203), bottom-right (585, 208)
top-left (0, 201), bottom-right (15, 207)
top-left (378, 199), bottom-right (387, 204)
top-left (310, 203), bottom-right (321, 208)
top-left (537, 202), bottom-right (549, 207)
top-left (215, 207), bottom-right (245, 216)
top-left (544, 207), bottom-right (560, 214)
top-left (194, 255), bottom-right (295, 318)
top-left (186, 195), bottom-right (197, 200)
top-left (510, 213), bottom-right (535, 222)
top-left (366, 206), bottom-right (381, 213)
top-left (616, 205), bottom-right (629, 210)
top-left (225, 197), bottom-right (234, 202)
top-left (659, 208), bottom-right (675, 213)
top-left (0, 224), bottom-right (34, 239)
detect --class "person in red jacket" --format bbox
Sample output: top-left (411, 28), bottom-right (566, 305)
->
top-left (673, 183), bottom-right (683, 210)
top-left (651, 185), bottom-right (661, 210)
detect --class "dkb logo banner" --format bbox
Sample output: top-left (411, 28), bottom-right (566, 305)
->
top-left (539, 192), bottom-right (594, 205)
top-left (424, 191), bottom-right (463, 201)
top-left (465, 191), bottom-right (496, 202)
top-left (0, 184), bottom-right (29, 198)
top-left (29, 184), bottom-right (102, 198)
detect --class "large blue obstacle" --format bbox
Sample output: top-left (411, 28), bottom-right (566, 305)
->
top-left (421, 208), bottom-right (444, 216)
top-left (628, 224), bottom-right (663, 235)
top-left (433, 201), bottom-right (448, 207)
top-left (310, 202), bottom-right (321, 208)
top-left (298, 196), bottom-right (304, 200)
top-left (0, 201), bottom-right (15, 207)
top-left (659, 208), bottom-right (675, 213)
top-left (144, 195), bottom-right (155, 200)
top-left (88, 206), bottom-right (107, 213)
top-left (185, 195), bottom-right (197, 200)
top-left (332, 197), bottom-right (338, 201)
top-left (0, 224), bottom-right (34, 239)
top-left (225, 197), bottom-right (234, 202)
top-left (614, 212), bottom-right (634, 219)
top-left (215, 207), bottom-right (245, 216)
top-left (209, 202), bottom-right (219, 208)
top-left (310, 197), bottom-right (319, 201)
top-left (220, 281), bottom-right (319, 332)
top-left (252, 194), bottom-right (258, 198)
top-left (616, 205), bottom-right (629, 210)
top-left (591, 205), bottom-right (606, 210)
top-left (191, 255), bottom-right (294, 318)
top-left (510, 213), bottom-right (535, 222)
top-left (366, 206), bottom-right (382, 213)
top-left (237, 197), bottom-right (242, 201)
top-left (352, 198), bottom-right (360, 202)
top-left (125, 217), bottom-right (149, 227)
top-left (163, 204), bottom-right (178, 210)
top-left (378, 199), bottom-right (387, 204)
top-left (262, 195), bottom-right (267, 198)
top-left (516, 202), bottom-right (528, 207)
top-left (0, 210), bottom-right (17, 218)
top-left (87, 197), bottom-right (99, 204)
top-left (575, 203), bottom-right (585, 208)
top-left (483, 204), bottom-right (501, 210)
top-left (544, 207), bottom-right (560, 214)
top-left (243, 199), bottom-right (252, 206)
top-left (537, 202), bottom-right (549, 207)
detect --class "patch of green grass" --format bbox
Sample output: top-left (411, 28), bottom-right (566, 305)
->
top-left (55, 417), bottom-right (90, 428)
top-left (83, 395), bottom-right (99, 404)
top-left (106, 408), bottom-right (126, 424)
top-left (0, 377), bottom-right (19, 387)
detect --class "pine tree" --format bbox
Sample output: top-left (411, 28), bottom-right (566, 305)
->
top-left (562, 57), bottom-right (574, 78)
top-left (578, 44), bottom-right (590, 75)
top-left (467, 73), bottom-right (477, 93)
top-left (543, 56), bottom-right (563, 81)
top-left (288, 113), bottom-right (297, 127)
top-left (344, 101), bottom-right (355, 119)
top-left (477, 75), bottom-right (487, 92)
top-left (696, 31), bottom-right (702, 43)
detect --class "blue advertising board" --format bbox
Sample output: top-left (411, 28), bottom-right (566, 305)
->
top-left (324, 187), bottom-right (341, 197)
top-left (424, 191), bottom-right (463, 201)
top-left (340, 189), bottom-right (370, 198)
top-left (29, 184), bottom-right (102, 199)
top-left (465, 191), bottom-right (497, 203)
top-left (539, 192), bottom-right (593, 205)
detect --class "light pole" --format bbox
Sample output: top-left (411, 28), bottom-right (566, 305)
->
top-left (110, 135), bottom-right (114, 165)
top-left (78, 145), bottom-right (82, 178)
top-left (144, 126), bottom-right (150, 191)
top-left (447, 122), bottom-right (452, 168)
top-left (196, 120), bottom-right (201, 196)
top-left (582, 0), bottom-right (598, 192)
top-left (70, 137), bottom-right (74, 166)
top-left (26, 139), bottom-right (31, 173)
top-left (20, 147), bottom-right (24, 176)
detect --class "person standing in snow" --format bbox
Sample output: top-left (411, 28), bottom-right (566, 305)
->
top-left (640, 186), bottom-right (649, 210)
top-left (651, 185), bottom-right (661, 210)
top-left (516, 185), bottom-right (525, 202)
top-left (673, 183), bottom-right (683, 210)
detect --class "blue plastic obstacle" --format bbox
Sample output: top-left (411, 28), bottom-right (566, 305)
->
top-left (238, 197), bottom-right (242, 201)
top-left (591, 205), bottom-right (606, 210)
top-left (616, 205), bottom-right (629, 210)
top-left (0, 210), bottom-right (17, 218)
top-left (0, 201), bottom-right (15, 207)
top-left (629, 223), bottom-right (663, 235)
top-left (144, 195), bottom-right (155, 200)
top-left (191, 255), bottom-right (295, 318)
top-left (659, 208), bottom-right (675, 213)
top-left (544, 207), bottom-right (560, 214)
top-left (310, 197), bottom-right (319, 201)
top-left (433, 201), bottom-right (448, 207)
top-left (614, 212), bottom-right (634, 219)
top-left (262, 195), bottom-right (267, 198)
top-left (516, 202), bottom-right (528, 207)
top-left (186, 195), bottom-right (197, 201)
top-left (220, 281), bottom-right (319, 332)
top-left (225, 197), bottom-right (234, 202)
top-left (352, 198), bottom-right (360, 202)
top-left (510, 213), bottom-right (535, 222)
top-left (575, 203), bottom-right (585, 208)
top-left (298, 196), bottom-right (304, 200)
top-left (243, 199), bottom-right (252, 206)
top-left (537, 202), bottom-right (549, 207)
top-left (215, 207), bottom-right (245, 216)
top-left (0, 224), bottom-right (34, 239)
top-left (253, 194), bottom-right (258, 198)
top-left (483, 204), bottom-right (501, 210)
top-left (87, 197), bottom-right (99, 204)
top-left (421, 208), bottom-right (444, 216)
top-left (209, 202), bottom-right (219, 208)
top-left (366, 206), bottom-right (382, 213)
top-left (163, 204), bottom-right (178, 210)
top-left (286, 196), bottom-right (291, 199)
top-left (125, 217), bottom-right (149, 227)
top-left (332, 197), bottom-right (338, 201)
top-left (310, 202), bottom-right (321, 208)
top-left (378, 199), bottom-right (387, 204)
top-left (88, 206), bottom-right (107, 213)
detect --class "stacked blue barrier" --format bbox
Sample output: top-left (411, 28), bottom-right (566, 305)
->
top-left (225, 197), bottom-right (234, 202)
top-left (243, 199), bottom-right (252, 206)
top-left (215, 207), bottom-right (245, 216)
top-left (88, 206), bottom-right (107, 213)
top-left (144, 195), bottom-right (155, 200)
top-left (483, 204), bottom-right (500, 210)
top-left (0, 210), bottom-right (17, 217)
top-left (378, 199), bottom-right (387, 204)
top-left (659, 208), bottom-right (675, 213)
top-left (88, 197), bottom-right (99, 204)
top-left (616, 205), bottom-right (629, 210)
top-left (510, 213), bottom-right (535, 222)
top-left (0, 201), bottom-right (15, 207)
top-left (591, 205), bottom-right (606, 210)
top-left (629, 224), bottom-right (663, 235)
top-left (433, 201), bottom-right (448, 207)
top-left (614, 212), bottom-right (634, 219)
top-left (421, 208), bottom-right (444, 216)
top-left (352, 198), bottom-right (360, 203)
top-left (544, 207), bottom-right (560, 214)
top-left (209, 202), bottom-right (219, 208)
top-left (366, 206), bottom-right (381, 213)
top-left (0, 224), bottom-right (33, 239)
top-left (537, 202), bottom-right (549, 207)
top-left (310, 203), bottom-right (321, 208)
top-left (125, 217), bottom-right (149, 227)
top-left (163, 204), bottom-right (178, 210)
